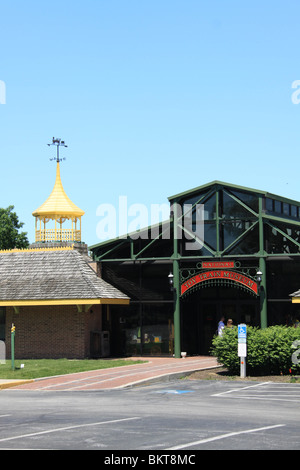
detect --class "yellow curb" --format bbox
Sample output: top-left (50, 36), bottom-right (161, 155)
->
top-left (0, 380), bottom-right (34, 390)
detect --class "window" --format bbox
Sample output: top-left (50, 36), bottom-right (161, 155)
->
top-left (222, 192), bottom-right (255, 219)
top-left (291, 205), bottom-right (298, 218)
top-left (231, 190), bottom-right (259, 212)
top-left (283, 203), bottom-right (290, 216)
top-left (274, 200), bottom-right (282, 213)
top-left (266, 198), bottom-right (300, 220)
top-left (266, 198), bottom-right (274, 212)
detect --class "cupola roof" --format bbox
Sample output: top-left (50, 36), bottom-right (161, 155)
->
top-left (32, 162), bottom-right (85, 220)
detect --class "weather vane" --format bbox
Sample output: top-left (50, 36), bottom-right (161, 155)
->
top-left (48, 137), bottom-right (68, 163)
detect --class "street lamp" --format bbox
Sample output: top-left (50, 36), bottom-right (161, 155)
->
top-left (256, 269), bottom-right (263, 285)
top-left (168, 272), bottom-right (174, 291)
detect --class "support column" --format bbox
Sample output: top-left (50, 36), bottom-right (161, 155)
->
top-left (215, 188), bottom-right (220, 256)
top-left (173, 201), bottom-right (181, 358)
top-left (258, 195), bottom-right (267, 328)
top-left (173, 258), bottom-right (181, 358)
top-left (259, 256), bottom-right (267, 328)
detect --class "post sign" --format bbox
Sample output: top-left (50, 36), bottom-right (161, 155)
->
top-left (238, 324), bottom-right (247, 378)
top-left (238, 324), bottom-right (247, 342)
top-left (238, 343), bottom-right (247, 357)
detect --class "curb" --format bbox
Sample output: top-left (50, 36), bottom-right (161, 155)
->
top-left (0, 380), bottom-right (34, 390)
top-left (119, 366), bottom-right (222, 389)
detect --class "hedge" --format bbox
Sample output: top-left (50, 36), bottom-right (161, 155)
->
top-left (211, 325), bottom-right (300, 376)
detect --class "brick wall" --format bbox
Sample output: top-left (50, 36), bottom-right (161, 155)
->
top-left (6, 304), bottom-right (102, 359)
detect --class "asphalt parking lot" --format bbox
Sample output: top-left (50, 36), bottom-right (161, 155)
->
top-left (0, 379), bottom-right (299, 452)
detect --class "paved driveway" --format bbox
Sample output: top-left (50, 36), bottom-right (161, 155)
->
top-left (11, 356), bottom-right (219, 391)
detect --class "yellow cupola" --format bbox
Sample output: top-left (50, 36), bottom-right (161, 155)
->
top-left (32, 138), bottom-right (85, 243)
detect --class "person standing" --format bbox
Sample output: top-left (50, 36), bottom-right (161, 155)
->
top-left (218, 316), bottom-right (225, 336)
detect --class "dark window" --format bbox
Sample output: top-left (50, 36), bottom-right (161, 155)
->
top-left (203, 194), bottom-right (216, 220)
top-left (264, 223), bottom-right (300, 254)
top-left (291, 205), bottom-right (298, 218)
top-left (224, 224), bottom-right (259, 255)
top-left (231, 190), bottom-right (259, 212)
top-left (283, 203), bottom-right (290, 216)
top-left (274, 200), bottom-right (282, 213)
top-left (266, 198), bottom-right (274, 212)
top-left (222, 192), bottom-right (255, 219)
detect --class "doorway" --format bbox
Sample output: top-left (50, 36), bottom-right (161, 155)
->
top-left (181, 287), bottom-right (258, 355)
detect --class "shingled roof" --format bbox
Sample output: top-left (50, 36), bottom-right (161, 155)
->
top-left (0, 248), bottom-right (129, 305)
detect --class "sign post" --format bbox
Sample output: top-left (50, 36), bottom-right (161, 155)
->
top-left (238, 324), bottom-right (247, 378)
top-left (11, 324), bottom-right (15, 371)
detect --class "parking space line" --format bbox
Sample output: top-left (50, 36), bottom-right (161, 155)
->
top-left (212, 382), bottom-right (270, 397)
top-left (212, 382), bottom-right (300, 402)
top-left (0, 416), bottom-right (141, 444)
top-left (226, 395), bottom-right (300, 403)
top-left (168, 424), bottom-right (285, 450)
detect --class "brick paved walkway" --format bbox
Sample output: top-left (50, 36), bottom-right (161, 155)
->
top-left (10, 356), bottom-right (219, 391)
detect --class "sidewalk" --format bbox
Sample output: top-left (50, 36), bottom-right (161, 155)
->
top-left (4, 356), bottom-right (219, 391)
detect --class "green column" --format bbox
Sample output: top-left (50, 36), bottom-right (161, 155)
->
top-left (258, 196), bottom-right (267, 328)
top-left (259, 257), bottom-right (267, 329)
top-left (215, 188), bottom-right (220, 256)
top-left (173, 258), bottom-right (181, 358)
top-left (173, 201), bottom-right (181, 358)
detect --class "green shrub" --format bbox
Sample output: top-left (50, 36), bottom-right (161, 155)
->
top-left (211, 325), bottom-right (300, 376)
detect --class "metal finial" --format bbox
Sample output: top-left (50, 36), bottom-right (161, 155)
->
top-left (48, 137), bottom-right (68, 162)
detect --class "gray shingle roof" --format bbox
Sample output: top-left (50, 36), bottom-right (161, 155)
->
top-left (0, 249), bottom-right (129, 301)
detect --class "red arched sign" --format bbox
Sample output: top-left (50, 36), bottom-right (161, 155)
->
top-left (181, 270), bottom-right (258, 296)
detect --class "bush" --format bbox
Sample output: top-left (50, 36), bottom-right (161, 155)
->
top-left (211, 325), bottom-right (300, 376)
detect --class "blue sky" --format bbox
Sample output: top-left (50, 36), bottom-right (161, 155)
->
top-left (1, 0), bottom-right (300, 246)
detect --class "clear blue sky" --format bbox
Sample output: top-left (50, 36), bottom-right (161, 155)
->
top-left (1, 0), bottom-right (300, 246)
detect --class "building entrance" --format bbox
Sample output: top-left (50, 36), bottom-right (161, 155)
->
top-left (181, 287), bottom-right (259, 355)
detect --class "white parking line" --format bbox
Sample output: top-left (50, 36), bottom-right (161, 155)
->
top-left (226, 395), bottom-right (300, 403)
top-left (212, 382), bottom-right (270, 397)
top-left (0, 416), bottom-right (141, 443)
top-left (212, 382), bottom-right (300, 402)
top-left (168, 424), bottom-right (285, 450)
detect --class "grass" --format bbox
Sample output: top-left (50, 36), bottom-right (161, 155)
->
top-left (0, 358), bottom-right (146, 380)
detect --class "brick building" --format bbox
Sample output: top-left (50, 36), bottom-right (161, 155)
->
top-left (0, 247), bottom-right (129, 359)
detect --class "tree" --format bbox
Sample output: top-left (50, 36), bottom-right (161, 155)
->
top-left (0, 206), bottom-right (29, 250)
